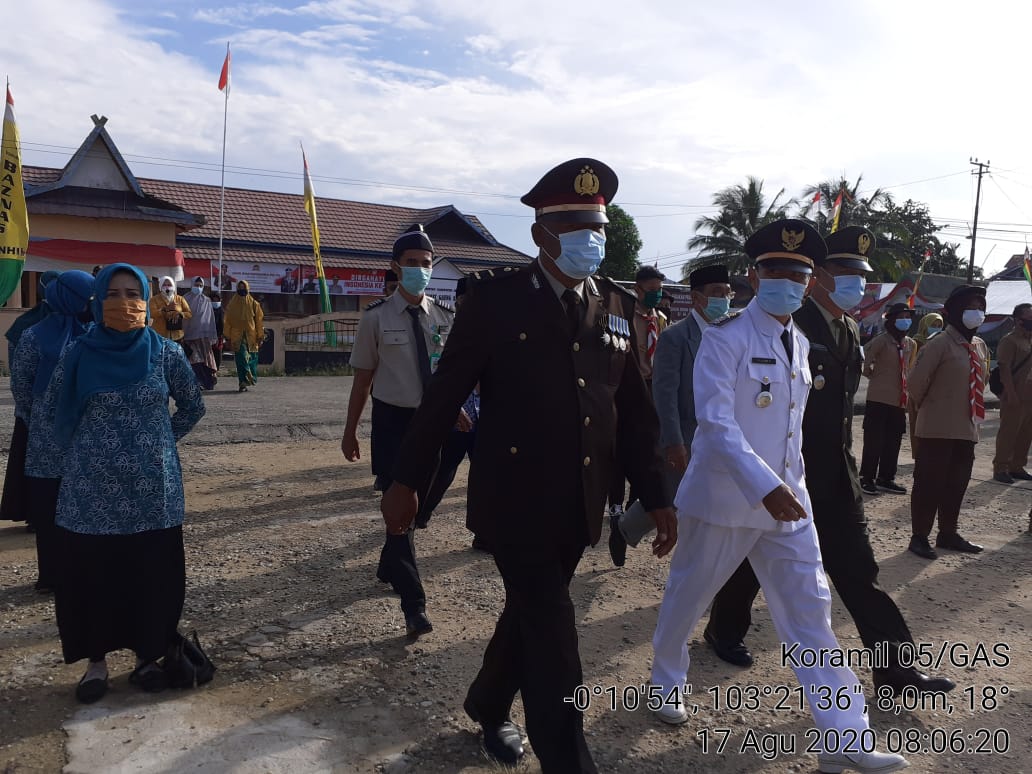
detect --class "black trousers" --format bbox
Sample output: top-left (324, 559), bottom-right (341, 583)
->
top-left (0, 417), bottom-right (30, 524)
top-left (859, 401), bottom-right (907, 483)
top-left (27, 477), bottom-right (60, 588)
top-left (911, 437), bottom-right (976, 539)
top-left (371, 399), bottom-right (463, 615)
top-left (419, 429), bottom-right (476, 526)
top-left (466, 541), bottom-right (596, 774)
top-left (707, 494), bottom-right (914, 664)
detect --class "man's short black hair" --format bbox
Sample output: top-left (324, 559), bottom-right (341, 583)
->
top-left (635, 265), bottom-right (665, 284)
top-left (1013, 302), bottom-right (1032, 319)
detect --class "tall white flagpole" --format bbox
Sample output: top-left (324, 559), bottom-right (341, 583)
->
top-left (217, 42), bottom-right (230, 292)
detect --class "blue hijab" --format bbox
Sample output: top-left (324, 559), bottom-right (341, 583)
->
top-left (5, 270), bottom-right (62, 349)
top-left (55, 264), bottom-right (165, 446)
top-left (28, 270), bottom-right (95, 396)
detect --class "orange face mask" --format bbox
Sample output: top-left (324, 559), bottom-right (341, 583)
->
top-left (102, 298), bottom-right (148, 332)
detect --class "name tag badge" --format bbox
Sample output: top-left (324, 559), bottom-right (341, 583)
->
top-left (751, 357), bottom-right (777, 365)
top-left (383, 330), bottom-right (409, 346)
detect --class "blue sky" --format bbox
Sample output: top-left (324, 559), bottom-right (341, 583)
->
top-left (9, 0), bottom-right (1032, 279)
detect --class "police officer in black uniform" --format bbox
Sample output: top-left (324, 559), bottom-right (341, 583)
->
top-left (705, 226), bottom-right (956, 697)
top-left (381, 159), bottom-right (675, 773)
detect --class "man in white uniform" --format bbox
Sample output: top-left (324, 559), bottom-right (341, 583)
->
top-left (650, 219), bottom-right (907, 774)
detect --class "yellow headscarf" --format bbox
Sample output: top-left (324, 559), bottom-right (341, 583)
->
top-left (913, 312), bottom-right (943, 348)
top-left (224, 280), bottom-right (265, 351)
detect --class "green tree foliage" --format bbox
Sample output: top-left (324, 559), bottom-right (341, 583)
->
top-left (599, 203), bottom-right (642, 280)
top-left (686, 174), bottom-right (974, 283)
top-left (681, 177), bottom-right (792, 279)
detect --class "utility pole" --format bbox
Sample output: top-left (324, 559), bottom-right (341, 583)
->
top-left (968, 158), bottom-right (990, 283)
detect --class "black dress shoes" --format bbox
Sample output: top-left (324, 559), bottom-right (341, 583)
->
top-left (405, 610), bottom-right (433, 638)
top-left (1009, 469), bottom-right (1032, 481)
top-left (608, 513), bottom-right (627, 567)
top-left (704, 627), bottom-right (754, 667)
top-left (463, 697), bottom-right (525, 765)
top-left (908, 535), bottom-right (937, 559)
top-left (874, 665), bottom-right (956, 697)
top-left (936, 533), bottom-right (983, 553)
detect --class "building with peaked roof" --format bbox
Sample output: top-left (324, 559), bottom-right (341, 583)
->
top-left (16, 114), bottom-right (203, 307)
top-left (14, 115), bottom-right (531, 321)
top-left (2, 115), bottom-right (532, 364)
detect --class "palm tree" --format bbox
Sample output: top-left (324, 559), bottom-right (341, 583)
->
top-left (681, 177), bottom-right (793, 279)
top-left (800, 174), bottom-right (893, 236)
top-left (800, 174), bottom-right (903, 279)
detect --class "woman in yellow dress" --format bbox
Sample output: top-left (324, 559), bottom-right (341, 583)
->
top-left (223, 280), bottom-right (265, 392)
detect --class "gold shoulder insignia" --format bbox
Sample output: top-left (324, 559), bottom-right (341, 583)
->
top-left (781, 228), bottom-right (805, 251)
top-left (712, 311), bottom-right (743, 326)
top-left (595, 274), bottom-right (636, 299)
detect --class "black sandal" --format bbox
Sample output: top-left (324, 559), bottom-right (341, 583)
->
top-left (76, 674), bottom-right (108, 704)
top-left (129, 662), bottom-right (169, 693)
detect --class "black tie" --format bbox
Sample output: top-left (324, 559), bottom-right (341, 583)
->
top-left (407, 305), bottom-right (432, 389)
top-left (562, 289), bottom-right (582, 338)
top-left (780, 328), bottom-right (793, 364)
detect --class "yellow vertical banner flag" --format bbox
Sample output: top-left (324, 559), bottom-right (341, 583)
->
top-left (0, 84), bottom-right (29, 306)
top-left (830, 192), bottom-right (844, 234)
top-left (301, 144), bottom-right (335, 346)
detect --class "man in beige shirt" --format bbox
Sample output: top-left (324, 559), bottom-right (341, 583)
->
top-left (907, 285), bottom-right (989, 559)
top-left (341, 226), bottom-right (460, 637)
top-left (991, 302), bottom-right (1032, 483)
top-left (859, 303), bottom-right (917, 494)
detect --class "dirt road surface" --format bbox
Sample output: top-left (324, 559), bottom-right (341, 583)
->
top-left (1, 376), bottom-right (1030, 773)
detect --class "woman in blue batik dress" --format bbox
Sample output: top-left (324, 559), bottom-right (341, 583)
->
top-left (10, 270), bottom-right (95, 592)
top-left (44, 263), bottom-right (204, 703)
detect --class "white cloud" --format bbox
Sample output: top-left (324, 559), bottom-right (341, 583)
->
top-left (10, 0), bottom-right (1032, 275)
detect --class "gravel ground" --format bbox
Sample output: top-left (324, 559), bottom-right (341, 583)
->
top-left (0, 376), bottom-right (1030, 773)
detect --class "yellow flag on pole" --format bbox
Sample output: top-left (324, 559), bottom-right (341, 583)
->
top-left (0, 83), bottom-right (29, 305)
top-left (302, 144), bottom-right (335, 345)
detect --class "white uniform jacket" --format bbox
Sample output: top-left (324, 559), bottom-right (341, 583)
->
top-left (676, 299), bottom-right (813, 532)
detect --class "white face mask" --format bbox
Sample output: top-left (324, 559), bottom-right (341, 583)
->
top-left (962, 309), bottom-right (985, 330)
top-left (161, 286), bottom-right (175, 298)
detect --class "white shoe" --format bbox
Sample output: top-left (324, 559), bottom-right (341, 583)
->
top-left (654, 702), bottom-right (688, 725)
top-left (817, 749), bottom-right (909, 773)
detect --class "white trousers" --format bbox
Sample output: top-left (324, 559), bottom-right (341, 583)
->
top-left (651, 516), bottom-right (870, 733)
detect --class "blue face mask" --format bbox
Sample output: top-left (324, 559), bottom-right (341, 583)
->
top-left (927, 325), bottom-right (942, 336)
top-left (191, 286), bottom-right (203, 295)
top-left (703, 297), bottom-right (730, 321)
top-left (755, 278), bottom-right (807, 317)
top-left (893, 318), bottom-right (912, 332)
top-left (399, 266), bottom-right (432, 296)
top-left (827, 274), bottom-right (866, 310)
top-left (546, 227), bottom-right (606, 280)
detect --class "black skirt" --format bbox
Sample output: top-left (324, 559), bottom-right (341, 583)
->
top-left (54, 525), bottom-right (185, 664)
top-left (0, 417), bottom-right (30, 523)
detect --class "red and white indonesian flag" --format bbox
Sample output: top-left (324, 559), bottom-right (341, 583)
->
top-left (218, 45), bottom-right (231, 93)
top-left (0, 85), bottom-right (29, 306)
